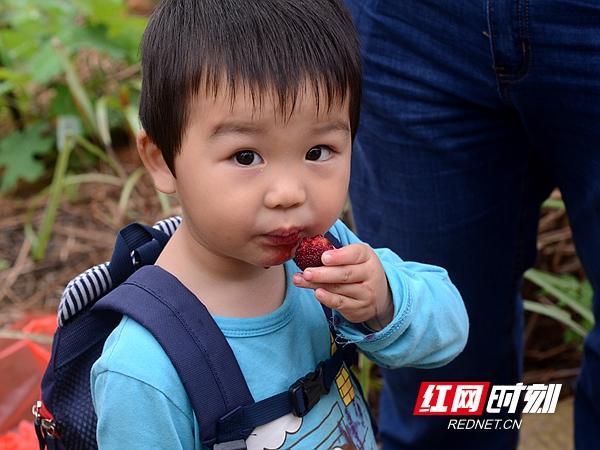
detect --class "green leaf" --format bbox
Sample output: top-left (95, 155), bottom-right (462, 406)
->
top-left (95, 96), bottom-right (111, 149)
top-left (523, 300), bottom-right (588, 338)
top-left (0, 67), bottom-right (29, 86)
top-left (0, 25), bottom-right (42, 61)
top-left (542, 198), bottom-right (565, 210)
top-left (71, 0), bottom-right (145, 62)
top-left (125, 104), bottom-right (141, 136)
top-left (581, 281), bottom-right (593, 309)
top-left (0, 81), bottom-right (13, 96)
top-left (49, 85), bottom-right (79, 117)
top-left (67, 25), bottom-right (127, 60)
top-left (524, 268), bottom-right (595, 324)
top-left (0, 123), bottom-right (54, 191)
top-left (51, 38), bottom-right (97, 136)
top-left (26, 42), bottom-right (63, 84)
top-left (86, 0), bottom-right (126, 24)
top-left (534, 272), bottom-right (580, 291)
top-left (562, 329), bottom-right (580, 346)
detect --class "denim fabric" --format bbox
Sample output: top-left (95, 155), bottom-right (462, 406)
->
top-left (344, 1), bottom-right (600, 449)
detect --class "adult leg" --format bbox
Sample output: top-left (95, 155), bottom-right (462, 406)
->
top-left (506, 2), bottom-right (600, 447)
top-left (346, 0), bottom-right (553, 448)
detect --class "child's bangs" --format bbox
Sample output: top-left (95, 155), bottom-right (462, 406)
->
top-left (195, 70), bottom-right (354, 123)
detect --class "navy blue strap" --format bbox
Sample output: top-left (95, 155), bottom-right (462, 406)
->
top-left (93, 265), bottom-right (254, 447)
top-left (216, 340), bottom-right (355, 443)
top-left (107, 223), bottom-right (170, 285)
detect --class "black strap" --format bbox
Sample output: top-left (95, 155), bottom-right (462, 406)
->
top-left (34, 422), bottom-right (46, 450)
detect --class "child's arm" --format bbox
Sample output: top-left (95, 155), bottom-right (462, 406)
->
top-left (292, 220), bottom-right (469, 369)
top-left (91, 318), bottom-right (200, 449)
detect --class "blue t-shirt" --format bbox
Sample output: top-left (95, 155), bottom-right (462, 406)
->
top-left (91, 220), bottom-right (468, 449)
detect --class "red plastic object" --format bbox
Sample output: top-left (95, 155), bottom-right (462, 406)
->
top-left (0, 419), bottom-right (39, 450)
top-left (0, 314), bottom-right (55, 436)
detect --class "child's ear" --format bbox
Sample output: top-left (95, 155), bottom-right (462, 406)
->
top-left (137, 130), bottom-right (176, 194)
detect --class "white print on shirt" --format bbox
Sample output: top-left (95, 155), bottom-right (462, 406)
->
top-left (244, 363), bottom-right (376, 449)
top-left (246, 414), bottom-right (302, 449)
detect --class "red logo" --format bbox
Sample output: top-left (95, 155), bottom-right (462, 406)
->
top-left (413, 382), bottom-right (490, 416)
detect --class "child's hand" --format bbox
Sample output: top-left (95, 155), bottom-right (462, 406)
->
top-left (292, 244), bottom-right (394, 330)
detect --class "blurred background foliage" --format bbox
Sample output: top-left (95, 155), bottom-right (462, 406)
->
top-left (0, 0), bottom-right (148, 193)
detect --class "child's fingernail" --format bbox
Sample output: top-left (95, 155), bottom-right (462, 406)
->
top-left (293, 274), bottom-right (303, 283)
top-left (322, 252), bottom-right (333, 264)
top-left (303, 269), bottom-right (313, 280)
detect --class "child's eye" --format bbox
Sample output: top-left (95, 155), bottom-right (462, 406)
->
top-left (306, 145), bottom-right (333, 162)
top-left (233, 150), bottom-right (263, 166)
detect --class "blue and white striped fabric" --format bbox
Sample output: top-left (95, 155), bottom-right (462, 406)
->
top-left (57, 216), bottom-right (182, 327)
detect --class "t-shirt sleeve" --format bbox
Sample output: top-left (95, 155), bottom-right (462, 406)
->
top-left (326, 219), bottom-right (469, 369)
top-left (91, 317), bottom-right (201, 449)
top-left (92, 370), bottom-right (195, 449)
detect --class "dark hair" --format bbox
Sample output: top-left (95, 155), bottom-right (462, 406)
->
top-left (139, 0), bottom-right (361, 173)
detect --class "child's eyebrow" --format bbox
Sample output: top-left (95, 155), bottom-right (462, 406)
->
top-left (209, 122), bottom-right (265, 140)
top-left (208, 119), bottom-right (350, 140)
top-left (312, 120), bottom-right (351, 135)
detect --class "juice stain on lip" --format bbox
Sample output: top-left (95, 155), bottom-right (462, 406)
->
top-left (263, 244), bottom-right (297, 268)
top-left (276, 246), bottom-right (294, 260)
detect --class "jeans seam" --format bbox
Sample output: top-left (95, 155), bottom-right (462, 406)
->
top-left (487, 0), bottom-right (531, 94)
top-left (498, 0), bottom-right (531, 85)
top-left (486, 0), bottom-right (509, 104)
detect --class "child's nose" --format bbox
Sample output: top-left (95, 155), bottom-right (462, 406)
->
top-left (264, 176), bottom-right (307, 209)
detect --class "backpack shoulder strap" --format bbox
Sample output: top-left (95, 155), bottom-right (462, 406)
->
top-left (92, 265), bottom-right (254, 447)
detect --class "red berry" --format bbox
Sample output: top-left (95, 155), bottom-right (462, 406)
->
top-left (293, 235), bottom-right (335, 270)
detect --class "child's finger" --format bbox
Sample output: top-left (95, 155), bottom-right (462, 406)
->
top-left (300, 264), bottom-right (365, 284)
top-left (293, 275), bottom-right (363, 298)
top-left (313, 289), bottom-right (375, 323)
top-left (320, 244), bottom-right (370, 267)
top-left (314, 288), bottom-right (357, 311)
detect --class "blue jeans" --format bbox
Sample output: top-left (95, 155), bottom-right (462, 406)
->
top-left (345, 1), bottom-right (600, 449)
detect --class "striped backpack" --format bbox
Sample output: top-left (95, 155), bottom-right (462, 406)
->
top-left (32, 217), bottom-right (366, 449)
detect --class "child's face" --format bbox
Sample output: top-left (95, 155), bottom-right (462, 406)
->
top-left (170, 86), bottom-right (351, 268)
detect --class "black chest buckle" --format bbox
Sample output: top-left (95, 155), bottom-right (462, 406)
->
top-left (289, 362), bottom-right (330, 417)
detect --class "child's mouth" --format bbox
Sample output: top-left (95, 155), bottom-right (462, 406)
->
top-left (263, 228), bottom-right (302, 246)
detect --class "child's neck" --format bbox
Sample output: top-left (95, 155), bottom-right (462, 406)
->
top-left (155, 225), bottom-right (287, 318)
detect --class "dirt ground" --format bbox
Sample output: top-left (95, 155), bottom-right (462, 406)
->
top-left (519, 397), bottom-right (574, 450)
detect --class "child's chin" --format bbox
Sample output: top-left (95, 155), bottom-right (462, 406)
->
top-left (260, 249), bottom-right (294, 268)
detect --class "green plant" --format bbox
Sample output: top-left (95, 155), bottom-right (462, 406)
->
top-left (29, 116), bottom-right (79, 260)
top-left (0, 1), bottom-right (155, 260)
top-left (23, 113), bottom-right (152, 261)
top-left (0, 0), bottom-right (145, 191)
top-left (542, 198), bottom-right (565, 210)
top-left (353, 354), bottom-right (383, 402)
top-left (0, 123), bottom-right (53, 191)
top-left (523, 268), bottom-right (594, 345)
